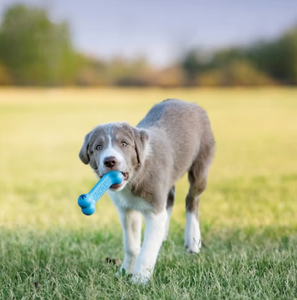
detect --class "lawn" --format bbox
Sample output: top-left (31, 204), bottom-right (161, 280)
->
top-left (0, 88), bottom-right (297, 299)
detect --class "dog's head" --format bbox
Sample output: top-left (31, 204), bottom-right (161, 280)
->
top-left (79, 122), bottom-right (149, 191)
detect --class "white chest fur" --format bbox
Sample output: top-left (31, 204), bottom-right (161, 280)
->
top-left (108, 187), bottom-right (152, 213)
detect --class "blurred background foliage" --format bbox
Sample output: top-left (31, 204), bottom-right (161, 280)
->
top-left (0, 4), bottom-right (297, 87)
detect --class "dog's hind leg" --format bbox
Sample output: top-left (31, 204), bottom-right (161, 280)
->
top-left (185, 142), bottom-right (214, 253)
top-left (163, 186), bottom-right (175, 241)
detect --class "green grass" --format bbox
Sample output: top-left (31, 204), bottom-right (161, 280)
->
top-left (1, 88), bottom-right (297, 299)
top-left (1, 228), bottom-right (296, 299)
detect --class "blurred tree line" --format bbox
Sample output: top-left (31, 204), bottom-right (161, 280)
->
top-left (0, 4), bottom-right (297, 87)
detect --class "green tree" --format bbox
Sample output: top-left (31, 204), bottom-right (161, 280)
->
top-left (247, 25), bottom-right (297, 84)
top-left (199, 60), bottom-right (273, 86)
top-left (0, 4), bottom-right (80, 85)
top-left (181, 50), bottom-right (202, 86)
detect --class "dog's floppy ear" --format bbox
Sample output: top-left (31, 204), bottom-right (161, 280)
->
top-left (133, 128), bottom-right (149, 165)
top-left (79, 131), bottom-right (92, 164)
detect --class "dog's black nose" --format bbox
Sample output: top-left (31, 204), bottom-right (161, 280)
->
top-left (104, 156), bottom-right (117, 169)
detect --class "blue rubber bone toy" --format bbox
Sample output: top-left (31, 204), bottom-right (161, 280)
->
top-left (78, 171), bottom-right (123, 216)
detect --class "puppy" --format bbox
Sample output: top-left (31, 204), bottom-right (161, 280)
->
top-left (79, 99), bottom-right (215, 283)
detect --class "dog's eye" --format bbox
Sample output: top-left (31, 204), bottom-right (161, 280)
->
top-left (121, 142), bottom-right (128, 147)
top-left (96, 145), bottom-right (103, 150)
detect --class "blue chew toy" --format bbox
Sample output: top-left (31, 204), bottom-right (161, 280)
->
top-left (78, 171), bottom-right (123, 216)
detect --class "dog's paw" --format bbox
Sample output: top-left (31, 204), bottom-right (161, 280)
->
top-left (186, 237), bottom-right (201, 253)
top-left (131, 263), bottom-right (153, 285)
top-left (184, 231), bottom-right (202, 253)
top-left (184, 212), bottom-right (202, 254)
top-left (117, 255), bottom-right (137, 275)
top-left (131, 272), bottom-right (150, 285)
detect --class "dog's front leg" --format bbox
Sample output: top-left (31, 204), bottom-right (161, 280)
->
top-left (117, 208), bottom-right (142, 274)
top-left (131, 209), bottom-right (167, 284)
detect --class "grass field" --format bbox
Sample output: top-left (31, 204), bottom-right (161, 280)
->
top-left (0, 88), bottom-right (297, 299)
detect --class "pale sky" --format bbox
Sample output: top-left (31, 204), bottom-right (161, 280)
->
top-left (1, 0), bottom-right (297, 66)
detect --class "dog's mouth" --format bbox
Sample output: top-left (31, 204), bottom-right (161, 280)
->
top-left (110, 172), bottom-right (129, 190)
top-left (100, 172), bottom-right (129, 190)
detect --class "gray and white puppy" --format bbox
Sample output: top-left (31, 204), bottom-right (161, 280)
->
top-left (79, 99), bottom-right (215, 283)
